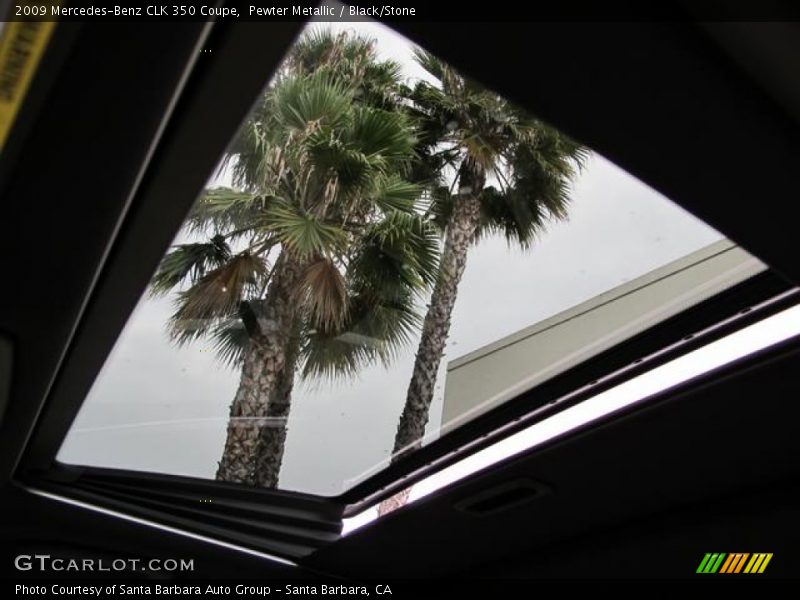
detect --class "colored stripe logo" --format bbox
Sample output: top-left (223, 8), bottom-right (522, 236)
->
top-left (697, 553), bottom-right (773, 574)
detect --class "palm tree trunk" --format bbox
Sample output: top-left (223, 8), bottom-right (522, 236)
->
top-left (253, 318), bottom-right (300, 488)
top-left (378, 192), bottom-right (482, 516)
top-left (215, 252), bottom-right (304, 485)
top-left (395, 192), bottom-right (483, 456)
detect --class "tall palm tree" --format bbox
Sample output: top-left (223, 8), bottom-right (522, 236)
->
top-left (151, 40), bottom-right (439, 488)
top-left (380, 51), bottom-right (589, 512)
top-left (252, 29), bottom-right (429, 487)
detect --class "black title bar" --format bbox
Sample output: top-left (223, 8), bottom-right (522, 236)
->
top-left (4, 0), bottom-right (800, 22)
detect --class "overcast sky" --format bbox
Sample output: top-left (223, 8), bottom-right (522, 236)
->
top-left (57, 19), bottom-right (723, 496)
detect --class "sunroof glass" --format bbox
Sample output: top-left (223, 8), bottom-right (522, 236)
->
top-left (57, 18), bottom-right (766, 498)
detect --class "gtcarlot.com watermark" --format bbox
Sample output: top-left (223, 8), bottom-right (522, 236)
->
top-left (14, 554), bottom-right (194, 573)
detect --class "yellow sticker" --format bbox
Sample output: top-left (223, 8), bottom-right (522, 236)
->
top-left (0, 19), bottom-right (57, 152)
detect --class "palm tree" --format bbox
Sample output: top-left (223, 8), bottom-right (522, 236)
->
top-left (380, 51), bottom-right (589, 512)
top-left (151, 38), bottom-right (439, 488)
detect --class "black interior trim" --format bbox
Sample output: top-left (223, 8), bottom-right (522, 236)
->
top-left (470, 477), bottom-right (800, 578)
top-left (27, 466), bottom-right (343, 559)
top-left (0, 21), bottom-right (212, 481)
top-left (453, 479), bottom-right (551, 517)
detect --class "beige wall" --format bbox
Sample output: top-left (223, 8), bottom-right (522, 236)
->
top-left (440, 240), bottom-right (766, 433)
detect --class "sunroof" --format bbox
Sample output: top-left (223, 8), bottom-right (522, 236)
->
top-left (57, 19), bottom-right (766, 499)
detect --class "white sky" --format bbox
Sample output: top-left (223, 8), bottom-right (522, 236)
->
top-left (57, 19), bottom-right (724, 496)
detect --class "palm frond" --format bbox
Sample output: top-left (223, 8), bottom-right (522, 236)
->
top-left (300, 289), bottom-right (420, 380)
top-left (306, 105), bottom-right (417, 195)
top-left (289, 29), bottom-right (404, 111)
top-left (346, 106), bottom-right (416, 164)
top-left (263, 199), bottom-right (348, 259)
top-left (306, 135), bottom-right (373, 190)
top-left (150, 234), bottom-right (232, 295)
top-left (478, 186), bottom-right (546, 248)
top-left (415, 49), bottom-right (466, 101)
top-left (272, 72), bottom-right (351, 133)
top-left (185, 188), bottom-right (268, 236)
top-left (209, 315), bottom-right (250, 368)
top-left (373, 175), bottom-right (422, 214)
top-left (425, 184), bottom-right (455, 232)
top-left (299, 257), bottom-right (349, 331)
top-left (354, 211), bottom-right (441, 290)
top-left (169, 253), bottom-right (267, 329)
top-left (228, 105), bottom-right (279, 192)
top-left (300, 329), bottom-right (377, 381)
top-left (347, 290), bottom-right (420, 352)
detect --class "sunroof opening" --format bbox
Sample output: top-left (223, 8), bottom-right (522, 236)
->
top-left (57, 16), bottom-right (769, 504)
